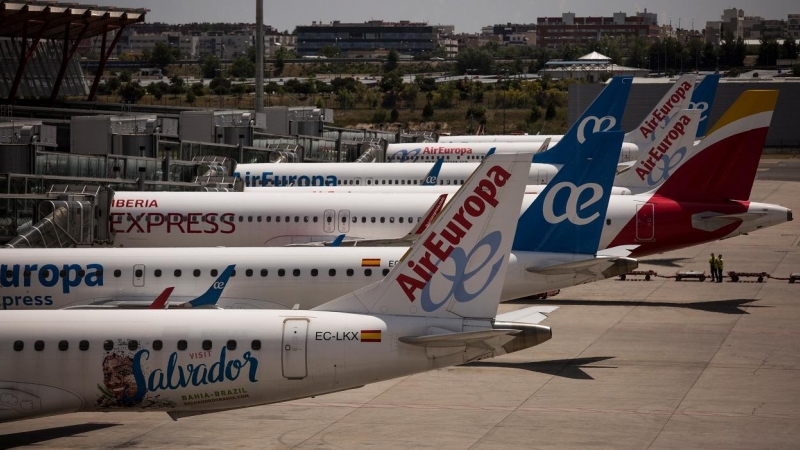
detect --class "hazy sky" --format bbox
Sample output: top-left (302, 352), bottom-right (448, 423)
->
top-left (90, 0), bottom-right (796, 33)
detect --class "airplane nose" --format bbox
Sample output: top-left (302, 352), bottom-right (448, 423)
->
top-left (789, 210), bottom-right (794, 222)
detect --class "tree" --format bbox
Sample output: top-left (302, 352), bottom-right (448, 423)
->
top-left (230, 56), bottom-right (256, 78)
top-left (390, 108), bottom-right (399, 122)
top-left (191, 82), bottom-right (206, 97)
top-left (385, 48), bottom-right (399, 72)
top-left (118, 71), bottom-right (132, 83)
top-left (782, 39), bottom-right (798, 61)
top-left (401, 82), bottom-right (419, 109)
top-left (118, 82), bottom-right (145, 103)
top-left (545, 102), bottom-right (556, 121)
top-left (201, 54), bottom-right (222, 79)
top-left (336, 89), bottom-right (355, 109)
top-left (150, 42), bottom-right (176, 74)
top-left (185, 89), bottom-right (197, 104)
top-left (456, 47), bottom-right (493, 75)
top-left (274, 46), bottom-right (290, 76)
top-left (106, 76), bottom-right (121, 93)
top-left (319, 45), bottom-right (341, 58)
top-left (210, 76), bottom-right (231, 95)
top-left (422, 101), bottom-right (434, 121)
top-left (527, 105), bottom-right (542, 123)
top-left (758, 37), bottom-right (781, 66)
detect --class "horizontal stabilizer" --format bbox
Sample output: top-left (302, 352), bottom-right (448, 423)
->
top-left (692, 212), bottom-right (767, 232)
top-left (399, 329), bottom-right (521, 347)
top-left (495, 306), bottom-right (558, 324)
top-left (597, 245), bottom-right (639, 258)
top-left (525, 255), bottom-right (618, 275)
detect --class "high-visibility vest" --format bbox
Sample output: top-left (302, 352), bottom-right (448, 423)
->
top-left (717, 258), bottom-right (724, 269)
top-left (709, 256), bottom-right (717, 265)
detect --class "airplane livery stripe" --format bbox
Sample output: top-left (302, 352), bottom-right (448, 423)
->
top-left (360, 330), bottom-right (382, 342)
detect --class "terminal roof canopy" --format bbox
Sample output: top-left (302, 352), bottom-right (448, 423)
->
top-left (578, 51), bottom-right (612, 62)
top-left (0, 1), bottom-right (148, 40)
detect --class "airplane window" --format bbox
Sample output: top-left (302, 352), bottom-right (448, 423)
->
top-left (58, 340), bottom-right (68, 351)
top-left (257, 216), bottom-right (262, 222)
top-left (347, 269), bottom-right (354, 276)
top-left (371, 217), bottom-right (376, 223)
top-left (238, 216), bottom-right (244, 222)
top-left (399, 217), bottom-right (404, 224)
top-left (128, 340), bottom-right (138, 351)
top-left (34, 340), bottom-right (44, 351)
top-left (293, 216), bottom-right (298, 223)
top-left (246, 269), bottom-right (253, 277)
top-left (177, 340), bottom-right (187, 351)
top-left (153, 340), bottom-right (163, 351)
top-left (227, 340), bottom-right (236, 351)
top-left (362, 217), bottom-right (367, 223)
top-left (313, 217), bottom-right (318, 223)
top-left (103, 340), bottom-right (113, 351)
top-left (352, 216), bottom-right (357, 223)
top-left (114, 270), bottom-right (121, 278)
top-left (383, 269), bottom-right (390, 276)
top-left (401, 180), bottom-right (406, 185)
top-left (390, 217), bottom-right (395, 223)
top-left (304, 216), bottom-right (309, 223)
top-left (211, 269), bottom-right (218, 277)
top-left (97, 270), bottom-right (103, 278)
top-left (417, 217), bottom-right (421, 222)
top-left (13, 340), bottom-right (23, 351)
top-left (285, 216), bottom-right (290, 223)
top-left (78, 269), bottom-right (85, 277)
top-left (446, 180), bottom-right (451, 185)
top-left (388, 180), bottom-right (393, 185)
top-left (413, 180), bottom-right (418, 185)
top-left (79, 340), bottom-right (89, 351)
top-left (356, 180), bottom-right (360, 185)
top-left (329, 269), bottom-right (336, 276)
top-left (251, 340), bottom-right (261, 350)
top-left (380, 217), bottom-right (385, 223)
top-left (278, 269), bottom-right (285, 277)
top-left (606, 219), bottom-right (611, 225)
top-left (276, 216), bottom-right (281, 223)
top-left (293, 269), bottom-right (300, 277)
top-left (193, 269), bottom-right (201, 277)
top-left (23, 270), bottom-right (30, 278)
top-left (266, 216), bottom-right (272, 223)
top-left (210, 216), bottom-right (217, 222)
top-left (439, 180), bottom-right (444, 185)
top-left (248, 216), bottom-right (253, 223)
top-left (261, 269), bottom-right (268, 277)
top-left (382, 180), bottom-right (386, 185)
top-left (174, 269), bottom-right (182, 277)
top-left (202, 340), bottom-right (212, 351)
top-left (311, 269), bottom-right (318, 277)
top-left (155, 269), bottom-right (162, 277)
top-left (342, 216), bottom-right (347, 223)
top-left (365, 269), bottom-right (372, 276)
top-left (60, 269), bottom-right (66, 277)
top-left (326, 216), bottom-right (332, 223)
top-left (135, 269), bottom-right (143, 278)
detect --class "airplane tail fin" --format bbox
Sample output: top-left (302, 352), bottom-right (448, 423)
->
top-left (513, 131), bottom-right (623, 255)
top-left (186, 264), bottom-right (236, 308)
top-left (691, 74), bottom-right (720, 138)
top-left (316, 152), bottom-right (532, 319)
top-left (623, 74), bottom-right (695, 148)
top-left (421, 157), bottom-right (444, 185)
top-left (654, 90), bottom-right (778, 201)
top-left (148, 287), bottom-right (174, 309)
top-left (533, 76), bottom-right (632, 165)
top-left (614, 109), bottom-right (701, 191)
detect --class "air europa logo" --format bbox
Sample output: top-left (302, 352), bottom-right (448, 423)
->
top-left (542, 182), bottom-right (604, 226)
top-left (391, 148), bottom-right (422, 162)
top-left (422, 146), bottom-right (472, 155)
top-left (235, 171), bottom-right (338, 187)
top-left (639, 81), bottom-right (692, 140)
top-left (395, 165), bottom-right (511, 307)
top-left (636, 114), bottom-right (692, 182)
top-left (577, 116), bottom-right (616, 144)
top-left (688, 101), bottom-right (710, 122)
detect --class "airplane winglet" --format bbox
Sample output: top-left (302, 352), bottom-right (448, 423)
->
top-left (408, 193), bottom-right (447, 236)
top-left (148, 287), bottom-right (174, 309)
top-left (186, 264), bottom-right (236, 308)
top-left (330, 234), bottom-right (346, 247)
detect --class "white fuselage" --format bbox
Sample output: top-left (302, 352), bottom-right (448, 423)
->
top-left (385, 141), bottom-right (639, 164)
top-left (0, 247), bottom-right (610, 310)
top-left (0, 309), bottom-right (524, 423)
top-left (107, 192), bottom-right (790, 255)
top-left (232, 162), bottom-right (560, 187)
top-left (243, 185), bottom-right (632, 195)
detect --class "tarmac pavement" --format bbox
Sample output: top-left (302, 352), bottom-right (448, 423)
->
top-left (0, 161), bottom-right (798, 449)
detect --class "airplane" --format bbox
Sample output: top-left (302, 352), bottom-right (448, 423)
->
top-left (1, 132), bottom-right (631, 310)
top-left (432, 74), bottom-right (718, 147)
top-left (108, 90), bottom-right (789, 253)
top-left (233, 76), bottom-right (634, 187)
top-left (0, 152), bottom-right (559, 424)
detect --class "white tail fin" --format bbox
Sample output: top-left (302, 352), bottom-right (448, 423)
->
top-left (615, 109), bottom-right (701, 191)
top-left (315, 152), bottom-right (532, 319)
top-left (623, 74), bottom-right (696, 149)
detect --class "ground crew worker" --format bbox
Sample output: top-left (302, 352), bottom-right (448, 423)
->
top-left (709, 253), bottom-right (717, 282)
top-left (716, 254), bottom-right (724, 282)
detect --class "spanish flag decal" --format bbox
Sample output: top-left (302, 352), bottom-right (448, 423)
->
top-left (361, 258), bottom-right (381, 267)
top-left (361, 330), bottom-right (382, 342)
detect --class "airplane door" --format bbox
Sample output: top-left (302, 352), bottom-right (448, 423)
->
top-left (133, 264), bottom-right (145, 287)
top-left (338, 209), bottom-right (350, 233)
top-left (636, 203), bottom-right (655, 241)
top-left (323, 209), bottom-right (335, 233)
top-left (281, 319), bottom-right (309, 379)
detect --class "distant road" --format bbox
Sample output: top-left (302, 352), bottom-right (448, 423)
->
top-left (758, 159), bottom-right (800, 182)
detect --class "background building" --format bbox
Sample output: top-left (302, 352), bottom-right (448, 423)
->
top-left (536, 11), bottom-right (660, 49)
top-left (295, 20), bottom-right (442, 57)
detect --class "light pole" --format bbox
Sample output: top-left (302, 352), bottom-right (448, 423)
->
top-left (255, 0), bottom-right (264, 113)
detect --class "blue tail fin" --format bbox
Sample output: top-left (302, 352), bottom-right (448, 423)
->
top-left (513, 131), bottom-right (623, 254)
top-left (330, 234), bottom-right (346, 247)
top-left (690, 74), bottom-right (720, 138)
top-left (422, 157), bottom-right (444, 185)
top-left (187, 264), bottom-right (236, 308)
top-left (533, 76), bottom-right (632, 165)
